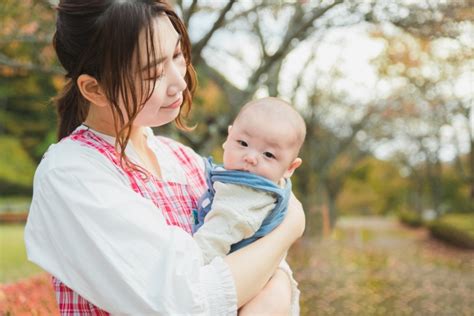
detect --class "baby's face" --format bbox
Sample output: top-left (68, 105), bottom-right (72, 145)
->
top-left (222, 115), bottom-right (299, 183)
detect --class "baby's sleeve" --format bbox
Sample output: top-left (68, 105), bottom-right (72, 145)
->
top-left (193, 182), bottom-right (276, 264)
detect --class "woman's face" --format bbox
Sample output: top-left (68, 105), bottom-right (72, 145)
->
top-left (133, 15), bottom-right (187, 128)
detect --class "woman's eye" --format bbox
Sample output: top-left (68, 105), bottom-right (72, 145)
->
top-left (237, 140), bottom-right (248, 147)
top-left (143, 67), bottom-right (164, 81)
top-left (145, 75), bottom-right (163, 81)
top-left (264, 152), bottom-right (276, 159)
top-left (173, 51), bottom-right (183, 59)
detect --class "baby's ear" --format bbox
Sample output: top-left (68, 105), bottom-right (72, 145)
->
top-left (283, 157), bottom-right (302, 178)
top-left (223, 125), bottom-right (233, 149)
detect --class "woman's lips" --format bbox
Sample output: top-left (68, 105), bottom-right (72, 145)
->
top-left (163, 96), bottom-right (183, 109)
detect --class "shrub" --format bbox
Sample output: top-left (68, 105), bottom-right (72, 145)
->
top-left (428, 214), bottom-right (474, 249)
top-left (0, 136), bottom-right (36, 195)
top-left (398, 210), bottom-right (423, 228)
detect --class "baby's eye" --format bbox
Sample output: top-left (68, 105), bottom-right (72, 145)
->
top-left (237, 140), bottom-right (248, 147)
top-left (264, 152), bottom-right (276, 159)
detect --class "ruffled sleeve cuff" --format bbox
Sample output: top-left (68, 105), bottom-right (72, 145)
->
top-left (200, 257), bottom-right (237, 315)
top-left (278, 259), bottom-right (301, 316)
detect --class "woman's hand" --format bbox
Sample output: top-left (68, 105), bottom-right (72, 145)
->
top-left (238, 269), bottom-right (291, 316)
top-left (283, 193), bottom-right (306, 241)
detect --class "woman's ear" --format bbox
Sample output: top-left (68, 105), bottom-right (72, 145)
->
top-left (283, 157), bottom-right (302, 178)
top-left (76, 74), bottom-right (108, 107)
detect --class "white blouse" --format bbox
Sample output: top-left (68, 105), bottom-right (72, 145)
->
top-left (24, 126), bottom-right (237, 315)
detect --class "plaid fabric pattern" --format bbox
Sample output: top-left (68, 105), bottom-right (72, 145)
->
top-left (52, 128), bottom-right (207, 315)
top-left (53, 277), bottom-right (110, 316)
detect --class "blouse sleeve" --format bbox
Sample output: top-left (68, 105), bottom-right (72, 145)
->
top-left (24, 146), bottom-right (236, 315)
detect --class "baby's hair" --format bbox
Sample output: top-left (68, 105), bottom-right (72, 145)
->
top-left (234, 97), bottom-right (307, 154)
top-left (52, 0), bottom-right (196, 173)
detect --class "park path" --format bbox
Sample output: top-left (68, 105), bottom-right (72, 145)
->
top-left (287, 216), bottom-right (474, 316)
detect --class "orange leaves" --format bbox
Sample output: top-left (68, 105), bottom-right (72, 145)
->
top-left (194, 79), bottom-right (227, 114)
top-left (52, 75), bottom-right (66, 91)
top-left (20, 21), bottom-right (39, 36)
top-left (0, 273), bottom-right (59, 316)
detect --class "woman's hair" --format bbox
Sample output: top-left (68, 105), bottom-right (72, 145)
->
top-left (53, 0), bottom-right (196, 167)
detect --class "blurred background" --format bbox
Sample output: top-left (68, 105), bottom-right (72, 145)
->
top-left (0, 0), bottom-right (473, 315)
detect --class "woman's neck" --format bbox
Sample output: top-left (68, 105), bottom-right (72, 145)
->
top-left (83, 115), bottom-right (148, 153)
top-left (83, 106), bottom-right (117, 136)
top-left (84, 112), bottom-right (161, 178)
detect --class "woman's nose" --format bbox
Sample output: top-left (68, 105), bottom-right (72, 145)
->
top-left (167, 66), bottom-right (187, 96)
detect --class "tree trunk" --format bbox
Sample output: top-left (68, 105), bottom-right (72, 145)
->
top-left (320, 179), bottom-right (339, 230)
top-left (470, 137), bottom-right (474, 203)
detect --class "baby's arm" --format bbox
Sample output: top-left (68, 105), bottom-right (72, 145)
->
top-left (194, 181), bottom-right (276, 264)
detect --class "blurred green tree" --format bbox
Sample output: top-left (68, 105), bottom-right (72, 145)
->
top-left (369, 3), bottom-right (473, 214)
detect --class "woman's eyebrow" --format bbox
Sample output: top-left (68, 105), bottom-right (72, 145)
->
top-left (140, 36), bottom-right (182, 72)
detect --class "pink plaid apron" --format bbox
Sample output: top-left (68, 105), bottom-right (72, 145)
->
top-left (52, 128), bottom-right (206, 315)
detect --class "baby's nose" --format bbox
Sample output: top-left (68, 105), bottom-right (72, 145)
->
top-left (244, 154), bottom-right (257, 165)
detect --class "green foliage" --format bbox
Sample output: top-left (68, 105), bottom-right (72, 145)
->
top-left (0, 136), bottom-right (36, 194)
top-left (0, 74), bottom-right (58, 162)
top-left (1, 0), bottom-right (58, 170)
top-left (0, 196), bottom-right (30, 204)
top-left (0, 224), bottom-right (43, 282)
top-left (428, 214), bottom-right (474, 249)
top-left (398, 210), bottom-right (423, 228)
top-left (441, 164), bottom-right (472, 213)
top-left (338, 157), bottom-right (409, 215)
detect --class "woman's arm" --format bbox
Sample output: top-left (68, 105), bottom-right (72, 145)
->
top-left (239, 258), bottom-right (301, 316)
top-left (225, 193), bottom-right (305, 307)
top-left (239, 268), bottom-right (292, 316)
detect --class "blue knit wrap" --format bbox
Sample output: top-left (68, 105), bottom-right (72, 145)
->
top-left (192, 157), bottom-right (291, 252)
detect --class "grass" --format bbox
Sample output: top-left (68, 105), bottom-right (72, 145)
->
top-left (0, 224), bottom-right (43, 283)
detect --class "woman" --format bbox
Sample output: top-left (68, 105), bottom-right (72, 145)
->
top-left (24, 0), bottom-right (305, 314)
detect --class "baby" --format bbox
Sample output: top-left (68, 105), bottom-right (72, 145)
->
top-left (193, 97), bottom-right (306, 264)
